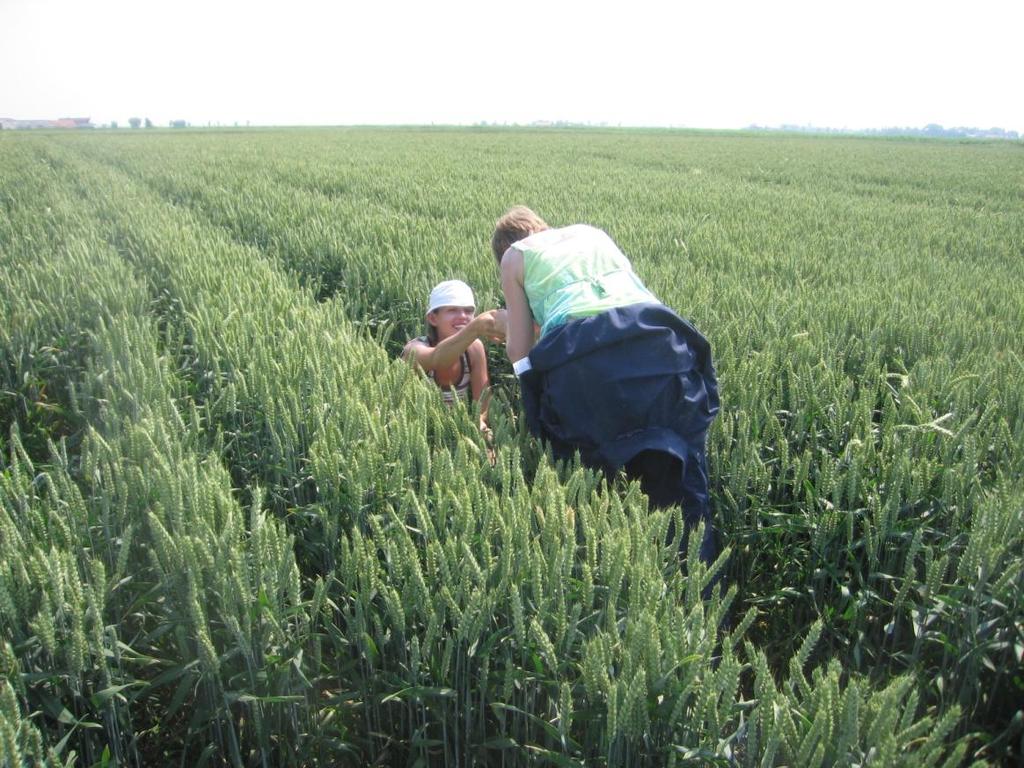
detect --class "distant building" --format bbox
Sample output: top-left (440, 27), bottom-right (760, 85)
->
top-left (0, 116), bottom-right (92, 129)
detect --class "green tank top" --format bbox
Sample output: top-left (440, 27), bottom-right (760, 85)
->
top-left (516, 224), bottom-right (659, 337)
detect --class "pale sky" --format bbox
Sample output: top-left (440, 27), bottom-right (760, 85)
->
top-left (2, 0), bottom-right (1022, 132)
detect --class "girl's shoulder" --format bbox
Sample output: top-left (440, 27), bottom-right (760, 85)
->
top-left (402, 336), bottom-right (430, 357)
top-left (467, 338), bottom-right (487, 364)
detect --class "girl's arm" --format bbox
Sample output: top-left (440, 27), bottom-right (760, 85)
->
top-left (500, 248), bottom-right (535, 363)
top-left (467, 339), bottom-right (490, 427)
top-left (402, 316), bottom-right (489, 373)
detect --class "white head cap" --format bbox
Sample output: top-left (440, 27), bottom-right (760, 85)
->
top-left (427, 280), bottom-right (475, 314)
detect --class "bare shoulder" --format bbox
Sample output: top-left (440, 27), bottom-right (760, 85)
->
top-left (468, 338), bottom-right (487, 364)
top-left (402, 338), bottom-right (428, 363)
top-left (502, 246), bottom-right (523, 268)
top-left (501, 247), bottom-right (524, 283)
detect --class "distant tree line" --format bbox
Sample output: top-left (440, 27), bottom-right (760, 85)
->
top-left (111, 118), bottom-right (188, 129)
top-left (749, 123), bottom-right (1020, 140)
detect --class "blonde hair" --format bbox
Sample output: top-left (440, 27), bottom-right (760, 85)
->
top-left (491, 206), bottom-right (549, 262)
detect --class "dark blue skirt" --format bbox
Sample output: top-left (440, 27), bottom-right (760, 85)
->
top-left (519, 302), bottom-right (720, 560)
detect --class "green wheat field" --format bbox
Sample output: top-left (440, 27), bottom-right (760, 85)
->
top-left (1, 127), bottom-right (1022, 766)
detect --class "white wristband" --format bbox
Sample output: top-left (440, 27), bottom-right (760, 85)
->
top-left (512, 356), bottom-right (533, 377)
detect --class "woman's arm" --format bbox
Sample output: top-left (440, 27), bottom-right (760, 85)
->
top-left (500, 248), bottom-right (535, 363)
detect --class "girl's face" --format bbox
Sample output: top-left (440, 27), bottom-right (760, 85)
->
top-left (428, 305), bottom-right (475, 339)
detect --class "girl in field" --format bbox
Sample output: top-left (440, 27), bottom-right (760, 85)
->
top-left (402, 280), bottom-right (505, 429)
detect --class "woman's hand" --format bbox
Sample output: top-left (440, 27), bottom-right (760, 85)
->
top-left (473, 309), bottom-right (507, 343)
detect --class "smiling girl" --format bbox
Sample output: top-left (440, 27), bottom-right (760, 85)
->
top-left (402, 280), bottom-right (505, 426)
